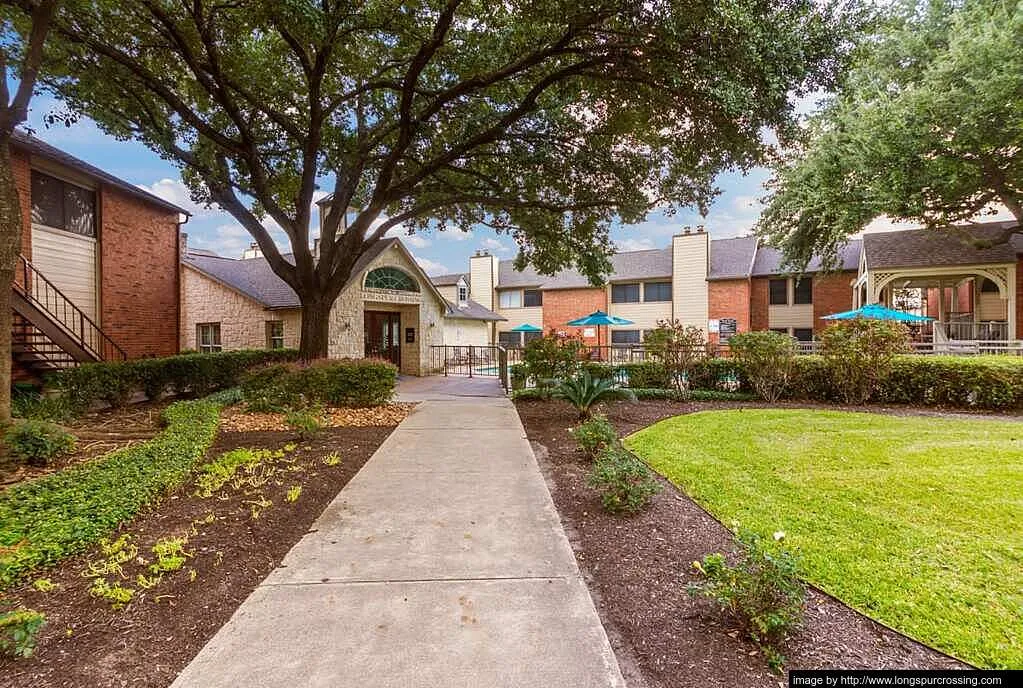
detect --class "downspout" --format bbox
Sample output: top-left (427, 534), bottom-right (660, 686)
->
top-left (176, 212), bottom-right (190, 354)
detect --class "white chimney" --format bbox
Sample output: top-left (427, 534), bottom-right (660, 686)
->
top-left (242, 242), bottom-right (263, 259)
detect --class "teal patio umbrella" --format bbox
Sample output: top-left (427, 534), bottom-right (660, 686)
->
top-left (510, 323), bottom-right (543, 332)
top-left (822, 304), bottom-right (933, 322)
top-left (566, 310), bottom-right (635, 349)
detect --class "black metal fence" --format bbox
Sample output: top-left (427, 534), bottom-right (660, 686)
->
top-left (429, 345), bottom-right (509, 388)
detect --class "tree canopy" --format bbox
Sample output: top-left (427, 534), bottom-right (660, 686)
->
top-left (757, 0), bottom-right (1023, 271)
top-left (14, 0), bottom-right (855, 355)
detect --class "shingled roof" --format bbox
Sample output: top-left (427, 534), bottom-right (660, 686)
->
top-left (183, 239), bottom-right (397, 309)
top-left (11, 130), bottom-right (189, 215)
top-left (708, 236), bottom-right (758, 280)
top-left (862, 222), bottom-right (1022, 269)
top-left (752, 238), bottom-right (862, 276)
top-left (443, 299), bottom-right (505, 321)
top-left (497, 247), bottom-right (674, 290)
top-left (431, 272), bottom-right (468, 287)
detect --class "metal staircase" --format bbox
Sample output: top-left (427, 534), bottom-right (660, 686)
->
top-left (11, 254), bottom-right (126, 379)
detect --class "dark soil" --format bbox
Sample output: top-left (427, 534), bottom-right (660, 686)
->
top-left (516, 398), bottom-right (967, 688)
top-left (0, 425), bottom-right (393, 688)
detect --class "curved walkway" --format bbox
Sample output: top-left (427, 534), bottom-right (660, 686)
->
top-left (171, 377), bottom-right (624, 688)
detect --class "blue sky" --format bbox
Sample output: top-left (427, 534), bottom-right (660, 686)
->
top-left (22, 94), bottom-right (773, 277)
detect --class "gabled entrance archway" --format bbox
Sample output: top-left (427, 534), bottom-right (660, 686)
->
top-left (364, 310), bottom-right (401, 367)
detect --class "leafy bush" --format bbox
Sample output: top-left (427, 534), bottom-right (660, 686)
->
top-left (587, 445), bottom-right (660, 514)
top-left (689, 529), bottom-right (806, 670)
top-left (554, 369), bottom-right (635, 417)
top-left (521, 332), bottom-right (582, 396)
top-left (0, 395), bottom-right (226, 589)
top-left (571, 413), bottom-right (618, 457)
top-left (11, 389), bottom-right (74, 423)
top-left (240, 363), bottom-right (303, 411)
top-left (584, 361), bottom-right (668, 389)
top-left (285, 406), bottom-right (325, 440)
top-left (879, 355), bottom-right (1023, 409)
top-left (4, 420), bottom-right (76, 466)
top-left (0, 608), bottom-right (46, 658)
top-left (54, 349), bottom-right (299, 412)
top-left (241, 359), bottom-right (396, 410)
top-left (728, 331), bottom-right (797, 402)
top-left (819, 320), bottom-right (909, 404)
top-left (644, 319), bottom-right (708, 398)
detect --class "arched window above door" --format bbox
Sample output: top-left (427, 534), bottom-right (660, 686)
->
top-left (365, 266), bottom-right (419, 292)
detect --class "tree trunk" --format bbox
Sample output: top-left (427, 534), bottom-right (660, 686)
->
top-left (0, 144), bottom-right (23, 424)
top-left (298, 294), bottom-right (334, 361)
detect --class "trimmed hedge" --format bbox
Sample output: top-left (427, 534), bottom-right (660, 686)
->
top-left (241, 358), bottom-right (398, 409)
top-left (54, 349), bottom-right (299, 411)
top-left (0, 393), bottom-right (233, 589)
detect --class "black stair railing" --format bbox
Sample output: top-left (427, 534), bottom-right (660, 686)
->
top-left (14, 254), bottom-right (127, 362)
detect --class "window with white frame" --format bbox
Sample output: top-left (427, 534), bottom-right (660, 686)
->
top-left (499, 290), bottom-right (522, 309)
top-left (266, 320), bottom-right (285, 349)
top-left (458, 284), bottom-right (468, 302)
top-left (197, 322), bottom-right (222, 353)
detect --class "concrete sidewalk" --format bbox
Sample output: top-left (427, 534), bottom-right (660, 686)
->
top-left (171, 378), bottom-right (624, 688)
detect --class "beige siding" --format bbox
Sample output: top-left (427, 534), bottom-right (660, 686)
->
top-left (768, 304), bottom-right (814, 329)
top-left (496, 305), bottom-right (543, 331)
top-left (979, 292), bottom-right (1008, 320)
top-left (671, 232), bottom-right (709, 331)
top-left (181, 265), bottom-right (301, 350)
top-left (31, 224), bottom-right (98, 323)
top-left (436, 284), bottom-right (458, 303)
top-left (469, 254), bottom-right (498, 310)
top-left (608, 299), bottom-right (672, 331)
top-left (443, 319), bottom-right (490, 346)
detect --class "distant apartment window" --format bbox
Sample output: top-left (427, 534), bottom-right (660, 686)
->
top-left (266, 321), bottom-right (285, 349)
top-left (197, 323), bottom-right (222, 353)
top-left (523, 289), bottom-right (543, 307)
top-left (458, 285), bottom-right (469, 302)
top-left (643, 281), bottom-right (672, 302)
top-left (499, 290), bottom-right (522, 309)
top-left (611, 329), bottom-right (641, 345)
top-left (523, 330), bottom-right (542, 345)
top-left (793, 278), bottom-right (813, 304)
top-left (769, 279), bottom-right (788, 305)
top-left (498, 331), bottom-right (521, 347)
top-left (792, 328), bottom-right (814, 342)
top-left (611, 283), bottom-right (641, 304)
top-left (30, 171), bottom-right (96, 237)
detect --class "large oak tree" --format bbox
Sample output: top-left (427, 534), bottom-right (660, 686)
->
top-left (758, 0), bottom-right (1022, 271)
top-left (19, 0), bottom-right (852, 358)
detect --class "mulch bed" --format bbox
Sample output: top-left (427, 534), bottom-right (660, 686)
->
top-left (1, 400), bottom-right (175, 489)
top-left (516, 398), bottom-right (967, 688)
top-left (0, 423), bottom-right (395, 688)
top-left (219, 402), bottom-right (416, 432)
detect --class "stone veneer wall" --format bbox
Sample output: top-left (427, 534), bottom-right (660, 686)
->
top-left (327, 241), bottom-right (447, 375)
top-left (180, 265), bottom-right (301, 350)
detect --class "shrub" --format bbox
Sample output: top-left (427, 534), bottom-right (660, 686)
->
top-left (303, 358), bottom-right (397, 407)
top-left (285, 406), bottom-right (325, 440)
top-left (728, 331), bottom-right (797, 402)
top-left (584, 361), bottom-right (668, 389)
top-left (554, 370), bottom-right (635, 417)
top-left (11, 389), bottom-right (74, 423)
top-left (879, 355), bottom-right (1023, 409)
top-left (53, 349), bottom-right (299, 412)
top-left (571, 413), bottom-right (618, 457)
top-left (241, 363), bottom-right (303, 411)
top-left (4, 420), bottom-right (76, 466)
top-left (819, 320), bottom-right (910, 404)
top-left (521, 332), bottom-right (582, 396)
top-left (644, 319), bottom-right (707, 398)
top-left (0, 395), bottom-right (225, 589)
top-left (587, 445), bottom-right (660, 514)
top-left (689, 529), bottom-right (806, 670)
top-left (0, 608), bottom-right (46, 658)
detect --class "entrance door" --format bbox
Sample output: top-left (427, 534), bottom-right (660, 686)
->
top-left (364, 311), bottom-right (401, 367)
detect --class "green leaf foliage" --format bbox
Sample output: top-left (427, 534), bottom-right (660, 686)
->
top-left (0, 396), bottom-right (227, 589)
top-left (587, 444), bottom-right (660, 514)
top-left (759, 0), bottom-right (1023, 269)
top-left (554, 369), bottom-right (636, 417)
top-left (240, 358), bottom-right (397, 410)
top-left (3, 420), bottom-right (76, 466)
top-left (0, 608), bottom-right (46, 659)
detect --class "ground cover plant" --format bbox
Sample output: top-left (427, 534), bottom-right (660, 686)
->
top-left (0, 393), bottom-right (231, 588)
top-left (626, 409), bottom-right (1023, 668)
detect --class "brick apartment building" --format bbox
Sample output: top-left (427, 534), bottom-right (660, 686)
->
top-left (9, 131), bottom-right (187, 379)
top-left (442, 222), bottom-right (1022, 347)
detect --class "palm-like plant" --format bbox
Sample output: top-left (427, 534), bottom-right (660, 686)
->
top-left (554, 370), bottom-right (636, 418)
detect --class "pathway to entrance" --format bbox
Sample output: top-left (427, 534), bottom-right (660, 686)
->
top-left (171, 377), bottom-right (624, 688)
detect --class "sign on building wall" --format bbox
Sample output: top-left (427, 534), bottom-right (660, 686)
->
top-left (719, 318), bottom-right (737, 341)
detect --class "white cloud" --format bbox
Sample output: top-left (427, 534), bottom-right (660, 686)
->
top-left (413, 254), bottom-right (450, 276)
top-left (858, 203), bottom-right (1018, 236)
top-left (438, 228), bottom-right (473, 241)
top-left (480, 237), bottom-right (511, 254)
top-left (614, 237), bottom-right (656, 252)
top-left (139, 178), bottom-right (219, 217)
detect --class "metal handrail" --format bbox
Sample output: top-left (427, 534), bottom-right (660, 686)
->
top-left (13, 254), bottom-right (127, 361)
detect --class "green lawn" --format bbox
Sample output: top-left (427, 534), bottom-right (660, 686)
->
top-left (625, 409), bottom-right (1023, 669)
